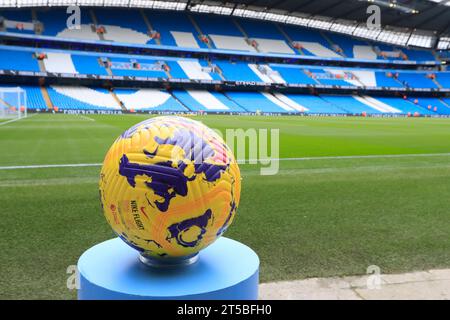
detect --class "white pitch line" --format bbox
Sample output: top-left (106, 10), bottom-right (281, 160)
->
top-left (78, 115), bottom-right (95, 122)
top-left (1, 152), bottom-right (450, 170)
top-left (0, 114), bottom-right (36, 127)
top-left (240, 152), bottom-right (450, 164)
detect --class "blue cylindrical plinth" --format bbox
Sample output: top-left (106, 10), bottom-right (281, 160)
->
top-left (77, 237), bottom-right (259, 300)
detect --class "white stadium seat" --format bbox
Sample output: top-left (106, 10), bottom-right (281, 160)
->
top-left (43, 52), bottom-right (78, 74)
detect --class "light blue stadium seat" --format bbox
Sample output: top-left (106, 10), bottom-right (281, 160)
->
top-left (94, 8), bottom-right (151, 43)
top-left (0, 48), bottom-right (39, 71)
top-left (281, 25), bottom-right (336, 57)
top-left (0, 85), bottom-right (47, 110)
top-left (436, 73), bottom-right (450, 88)
top-left (284, 94), bottom-right (347, 114)
top-left (165, 61), bottom-right (188, 79)
top-left (71, 55), bottom-right (108, 76)
top-left (114, 88), bottom-right (187, 112)
top-left (22, 86), bottom-right (47, 110)
top-left (309, 69), bottom-right (354, 86)
top-left (216, 61), bottom-right (261, 82)
top-left (145, 11), bottom-right (206, 48)
top-left (326, 33), bottom-right (369, 58)
top-left (375, 72), bottom-right (404, 88)
top-left (402, 48), bottom-right (436, 62)
top-left (270, 65), bottom-right (316, 85)
top-left (47, 87), bottom-right (114, 110)
top-left (237, 18), bottom-right (284, 40)
top-left (225, 92), bottom-right (296, 113)
top-left (172, 90), bottom-right (246, 113)
top-left (0, 9), bottom-right (35, 34)
top-left (110, 57), bottom-right (167, 78)
top-left (36, 8), bottom-right (92, 36)
top-left (410, 97), bottom-right (450, 115)
top-left (374, 97), bottom-right (434, 115)
top-left (321, 95), bottom-right (381, 114)
top-left (397, 73), bottom-right (438, 89)
top-left (192, 14), bottom-right (242, 37)
top-left (199, 60), bottom-right (223, 81)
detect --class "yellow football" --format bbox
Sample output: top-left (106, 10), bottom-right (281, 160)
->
top-left (99, 116), bottom-right (241, 259)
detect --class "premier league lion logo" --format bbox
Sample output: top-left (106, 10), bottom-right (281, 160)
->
top-left (99, 116), bottom-right (241, 258)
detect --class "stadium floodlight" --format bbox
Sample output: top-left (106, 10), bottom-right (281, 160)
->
top-left (377, 28), bottom-right (410, 46)
top-left (103, 0), bottom-right (129, 7)
top-left (284, 14), bottom-right (310, 27)
top-left (16, 0), bottom-right (47, 7)
top-left (262, 12), bottom-right (287, 23)
top-left (437, 37), bottom-right (450, 50)
top-left (407, 32), bottom-right (435, 48)
top-left (189, 3), bottom-right (233, 15)
top-left (233, 8), bottom-right (266, 20)
top-left (76, 0), bottom-right (104, 6)
top-left (307, 16), bottom-right (333, 31)
top-left (353, 24), bottom-right (382, 40)
top-left (48, 0), bottom-right (77, 7)
top-left (143, 0), bottom-right (187, 10)
top-left (0, 0), bottom-right (17, 8)
top-left (330, 20), bottom-right (357, 35)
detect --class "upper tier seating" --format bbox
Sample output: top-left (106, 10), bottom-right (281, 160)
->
top-left (397, 72), bottom-right (438, 89)
top-left (0, 8), bottom-right (437, 62)
top-left (0, 45), bottom-right (445, 91)
top-left (326, 33), bottom-right (371, 59)
top-left (375, 72), bottom-right (404, 88)
top-left (0, 47), bottom-right (39, 71)
top-left (436, 73), bottom-right (450, 87)
top-left (217, 61), bottom-right (263, 82)
top-left (308, 69), bottom-right (356, 86)
top-left (270, 65), bottom-right (317, 85)
top-left (94, 8), bottom-right (152, 44)
top-left (110, 57), bottom-right (167, 78)
top-left (71, 54), bottom-right (108, 76)
top-left (146, 11), bottom-right (206, 49)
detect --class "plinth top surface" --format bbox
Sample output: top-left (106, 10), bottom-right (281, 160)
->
top-left (78, 237), bottom-right (259, 298)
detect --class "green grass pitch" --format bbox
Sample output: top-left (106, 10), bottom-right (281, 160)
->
top-left (1, 113), bottom-right (450, 299)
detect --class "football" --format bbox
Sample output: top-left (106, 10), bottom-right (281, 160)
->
top-left (99, 116), bottom-right (241, 259)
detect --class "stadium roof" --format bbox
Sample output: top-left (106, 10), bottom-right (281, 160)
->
top-left (220, 0), bottom-right (450, 34)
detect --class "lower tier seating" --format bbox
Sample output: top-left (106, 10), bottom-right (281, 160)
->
top-left (1, 85), bottom-right (447, 116)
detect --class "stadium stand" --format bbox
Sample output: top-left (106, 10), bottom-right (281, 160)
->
top-left (410, 97), bottom-right (450, 115)
top-left (0, 47), bottom-right (39, 72)
top-left (374, 97), bottom-right (435, 115)
top-left (0, 7), bottom-right (447, 117)
top-left (47, 86), bottom-right (121, 110)
top-left (226, 91), bottom-right (301, 113)
top-left (284, 94), bottom-right (346, 114)
top-left (173, 90), bottom-right (246, 112)
top-left (397, 72), bottom-right (439, 89)
top-left (321, 95), bottom-right (382, 114)
top-left (115, 88), bottom-right (187, 112)
top-left (0, 8), bottom-right (440, 63)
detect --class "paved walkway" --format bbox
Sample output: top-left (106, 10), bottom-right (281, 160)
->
top-left (259, 269), bottom-right (450, 300)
